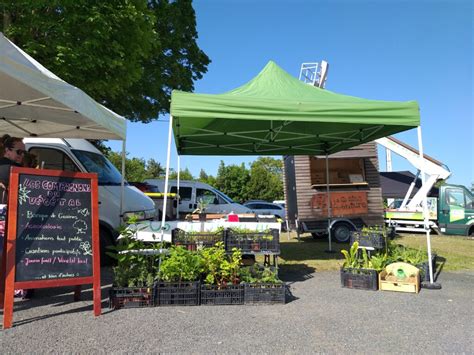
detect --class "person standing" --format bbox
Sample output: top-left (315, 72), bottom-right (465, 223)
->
top-left (0, 135), bottom-right (25, 203)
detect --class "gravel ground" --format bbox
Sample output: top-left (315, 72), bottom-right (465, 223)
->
top-left (2, 268), bottom-right (473, 354)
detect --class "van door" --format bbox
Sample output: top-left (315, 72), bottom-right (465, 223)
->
top-left (170, 185), bottom-right (194, 215)
top-left (442, 187), bottom-right (472, 235)
top-left (196, 187), bottom-right (225, 214)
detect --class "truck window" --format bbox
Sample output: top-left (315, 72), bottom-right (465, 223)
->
top-left (170, 186), bottom-right (192, 201)
top-left (29, 148), bottom-right (79, 172)
top-left (196, 188), bottom-right (218, 205)
top-left (446, 189), bottom-right (465, 208)
top-left (465, 192), bottom-right (473, 209)
top-left (72, 149), bottom-right (122, 185)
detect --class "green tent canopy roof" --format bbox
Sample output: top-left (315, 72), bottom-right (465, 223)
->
top-left (170, 61), bottom-right (420, 156)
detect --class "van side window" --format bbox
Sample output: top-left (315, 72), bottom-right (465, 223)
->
top-left (196, 188), bottom-right (218, 205)
top-left (446, 189), bottom-right (465, 208)
top-left (170, 186), bottom-right (192, 201)
top-left (29, 148), bottom-right (79, 172)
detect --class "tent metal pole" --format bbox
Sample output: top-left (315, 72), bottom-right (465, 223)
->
top-left (161, 115), bottom-right (174, 242)
top-left (418, 126), bottom-right (439, 288)
top-left (177, 155), bottom-right (180, 218)
top-left (326, 153), bottom-right (333, 252)
top-left (120, 139), bottom-right (126, 220)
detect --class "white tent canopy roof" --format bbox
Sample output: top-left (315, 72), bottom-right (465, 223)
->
top-left (0, 32), bottom-right (126, 140)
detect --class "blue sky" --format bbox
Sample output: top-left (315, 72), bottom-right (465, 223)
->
top-left (107, 0), bottom-right (473, 187)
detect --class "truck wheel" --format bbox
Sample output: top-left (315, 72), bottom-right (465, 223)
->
top-left (331, 222), bottom-right (354, 243)
top-left (99, 227), bottom-right (116, 266)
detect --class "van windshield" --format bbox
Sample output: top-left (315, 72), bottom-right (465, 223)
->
top-left (72, 149), bottom-right (125, 186)
top-left (212, 188), bottom-right (234, 203)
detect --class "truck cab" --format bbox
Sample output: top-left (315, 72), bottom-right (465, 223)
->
top-left (438, 184), bottom-right (474, 235)
top-left (24, 138), bottom-right (156, 262)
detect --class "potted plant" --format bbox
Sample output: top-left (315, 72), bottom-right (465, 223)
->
top-left (350, 225), bottom-right (387, 250)
top-left (107, 225), bottom-right (160, 309)
top-left (240, 264), bottom-right (286, 304)
top-left (340, 241), bottom-right (379, 291)
top-left (193, 198), bottom-right (208, 222)
top-left (200, 242), bottom-right (244, 305)
top-left (226, 227), bottom-right (279, 253)
top-left (156, 245), bottom-right (203, 306)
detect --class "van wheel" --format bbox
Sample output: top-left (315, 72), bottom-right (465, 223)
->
top-left (99, 227), bottom-right (116, 266)
top-left (331, 222), bottom-right (354, 243)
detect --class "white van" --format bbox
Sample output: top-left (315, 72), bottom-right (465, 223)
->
top-left (24, 138), bottom-right (156, 262)
top-left (145, 179), bottom-right (252, 217)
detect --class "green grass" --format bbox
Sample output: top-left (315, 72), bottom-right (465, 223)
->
top-left (276, 231), bottom-right (474, 273)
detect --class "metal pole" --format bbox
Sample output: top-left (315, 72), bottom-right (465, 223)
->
top-left (161, 115), bottom-right (174, 242)
top-left (418, 126), bottom-right (439, 288)
top-left (176, 155), bottom-right (180, 219)
top-left (120, 139), bottom-right (126, 221)
top-left (325, 153), bottom-right (333, 252)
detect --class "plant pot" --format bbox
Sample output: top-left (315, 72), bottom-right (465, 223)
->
top-left (199, 213), bottom-right (207, 222)
top-left (340, 268), bottom-right (378, 291)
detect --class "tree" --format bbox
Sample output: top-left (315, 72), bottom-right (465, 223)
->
top-left (215, 161), bottom-right (250, 203)
top-left (145, 158), bottom-right (165, 179)
top-left (198, 168), bottom-right (216, 187)
top-left (107, 151), bottom-right (147, 182)
top-left (1, 0), bottom-right (210, 122)
top-left (246, 157), bottom-right (284, 202)
top-left (169, 167), bottom-right (194, 181)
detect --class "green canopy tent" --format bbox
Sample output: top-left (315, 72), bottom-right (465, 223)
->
top-left (160, 61), bottom-right (436, 285)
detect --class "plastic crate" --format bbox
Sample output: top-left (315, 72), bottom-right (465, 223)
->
top-left (172, 229), bottom-right (224, 250)
top-left (350, 231), bottom-right (386, 250)
top-left (155, 281), bottom-right (200, 306)
top-left (340, 268), bottom-right (378, 291)
top-left (200, 284), bottom-right (244, 305)
top-left (109, 286), bottom-right (155, 309)
top-left (244, 283), bottom-right (286, 304)
top-left (225, 229), bottom-right (280, 253)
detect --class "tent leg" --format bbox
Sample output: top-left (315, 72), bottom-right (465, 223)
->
top-left (418, 126), bottom-right (441, 290)
top-left (176, 155), bottom-right (180, 219)
top-left (161, 115), bottom-right (174, 243)
top-left (120, 139), bottom-right (126, 220)
top-left (325, 153), bottom-right (334, 253)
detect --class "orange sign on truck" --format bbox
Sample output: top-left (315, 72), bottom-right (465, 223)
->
top-left (310, 191), bottom-right (368, 217)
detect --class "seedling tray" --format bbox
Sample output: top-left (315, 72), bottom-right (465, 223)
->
top-left (340, 268), bottom-right (378, 291)
top-left (172, 229), bottom-right (224, 250)
top-left (244, 283), bottom-right (286, 304)
top-left (200, 284), bottom-right (244, 305)
top-left (155, 281), bottom-right (200, 306)
top-left (225, 229), bottom-right (280, 253)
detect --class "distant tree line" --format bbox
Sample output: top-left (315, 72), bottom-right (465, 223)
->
top-left (106, 152), bottom-right (284, 203)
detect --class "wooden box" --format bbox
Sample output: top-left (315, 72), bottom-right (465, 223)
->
top-left (379, 269), bottom-right (420, 294)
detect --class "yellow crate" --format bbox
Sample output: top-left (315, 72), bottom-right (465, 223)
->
top-left (379, 270), bottom-right (420, 294)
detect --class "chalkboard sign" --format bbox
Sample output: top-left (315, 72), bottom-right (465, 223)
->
top-left (15, 174), bottom-right (94, 282)
top-left (1, 167), bottom-right (101, 329)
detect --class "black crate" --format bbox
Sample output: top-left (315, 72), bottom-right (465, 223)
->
top-left (340, 268), bottom-right (378, 291)
top-left (416, 254), bottom-right (437, 282)
top-left (225, 229), bottom-right (280, 253)
top-left (109, 286), bottom-right (155, 309)
top-left (350, 231), bottom-right (386, 250)
top-left (244, 283), bottom-right (286, 304)
top-left (200, 284), bottom-right (244, 305)
top-left (155, 281), bottom-right (200, 306)
top-left (172, 229), bottom-right (224, 250)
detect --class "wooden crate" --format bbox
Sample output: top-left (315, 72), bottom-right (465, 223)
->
top-left (379, 270), bottom-right (420, 294)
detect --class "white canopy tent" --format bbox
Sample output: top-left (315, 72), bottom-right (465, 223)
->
top-left (0, 32), bottom-right (128, 214)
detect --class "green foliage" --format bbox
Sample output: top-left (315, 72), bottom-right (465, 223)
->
top-left (200, 242), bottom-right (242, 286)
top-left (107, 223), bottom-right (162, 287)
top-left (215, 161), bottom-right (250, 203)
top-left (1, 0), bottom-right (210, 122)
top-left (341, 241), bottom-right (360, 268)
top-left (246, 157), bottom-right (284, 202)
top-left (159, 246), bottom-right (203, 282)
top-left (106, 151), bottom-right (166, 181)
top-left (169, 167), bottom-right (194, 181)
top-left (239, 265), bottom-right (281, 284)
top-left (198, 169), bottom-right (217, 186)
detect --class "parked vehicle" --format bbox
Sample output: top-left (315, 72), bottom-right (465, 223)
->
top-left (145, 179), bottom-right (252, 217)
top-left (244, 201), bottom-right (286, 220)
top-left (385, 184), bottom-right (474, 236)
top-left (24, 138), bottom-right (156, 263)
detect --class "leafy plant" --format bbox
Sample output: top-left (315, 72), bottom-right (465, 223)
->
top-left (159, 246), bottom-right (203, 282)
top-left (240, 264), bottom-right (281, 284)
top-left (341, 241), bottom-right (360, 268)
top-left (200, 242), bottom-right (242, 287)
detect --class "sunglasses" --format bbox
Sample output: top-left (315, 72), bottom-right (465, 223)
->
top-left (9, 148), bottom-right (26, 155)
